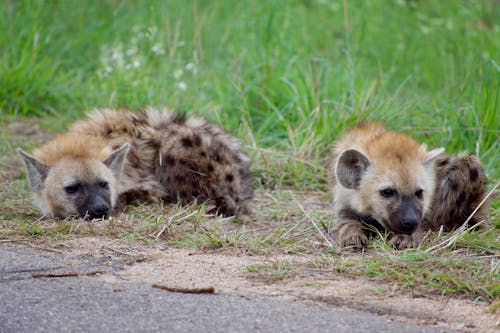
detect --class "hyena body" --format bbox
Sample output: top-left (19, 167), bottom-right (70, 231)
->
top-left (329, 123), bottom-right (488, 249)
top-left (19, 108), bottom-right (253, 219)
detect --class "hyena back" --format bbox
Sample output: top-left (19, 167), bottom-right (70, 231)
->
top-left (329, 123), bottom-right (488, 249)
top-left (19, 108), bottom-right (253, 219)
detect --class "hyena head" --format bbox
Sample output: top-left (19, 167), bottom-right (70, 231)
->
top-left (335, 146), bottom-right (444, 234)
top-left (18, 143), bottom-right (130, 219)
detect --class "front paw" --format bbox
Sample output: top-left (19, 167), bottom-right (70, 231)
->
top-left (337, 225), bottom-right (368, 248)
top-left (390, 234), bottom-right (418, 250)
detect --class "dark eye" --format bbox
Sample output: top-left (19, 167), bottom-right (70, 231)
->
top-left (64, 184), bottom-right (80, 194)
top-left (415, 189), bottom-right (424, 199)
top-left (98, 181), bottom-right (109, 189)
top-left (380, 188), bottom-right (396, 198)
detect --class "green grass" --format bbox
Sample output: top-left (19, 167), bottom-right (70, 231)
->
top-left (1, 1), bottom-right (498, 178)
top-left (0, 0), bottom-right (499, 303)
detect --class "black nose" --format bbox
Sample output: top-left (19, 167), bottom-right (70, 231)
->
top-left (89, 198), bottom-right (110, 219)
top-left (90, 204), bottom-right (109, 218)
top-left (401, 215), bottom-right (419, 229)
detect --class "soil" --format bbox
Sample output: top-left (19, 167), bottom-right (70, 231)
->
top-left (29, 237), bottom-right (497, 333)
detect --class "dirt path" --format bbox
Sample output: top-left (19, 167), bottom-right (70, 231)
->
top-left (40, 237), bottom-right (496, 333)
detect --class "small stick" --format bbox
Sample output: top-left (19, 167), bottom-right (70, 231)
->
top-left (152, 284), bottom-right (215, 294)
top-left (32, 272), bottom-right (79, 278)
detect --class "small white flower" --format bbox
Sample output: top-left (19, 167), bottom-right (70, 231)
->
top-left (185, 62), bottom-right (197, 75)
top-left (151, 44), bottom-right (165, 55)
top-left (133, 59), bottom-right (141, 68)
top-left (105, 66), bottom-right (113, 73)
top-left (174, 69), bottom-right (183, 79)
top-left (126, 47), bottom-right (137, 56)
top-left (178, 82), bottom-right (187, 91)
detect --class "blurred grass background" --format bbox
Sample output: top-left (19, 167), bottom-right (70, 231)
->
top-left (1, 0), bottom-right (498, 184)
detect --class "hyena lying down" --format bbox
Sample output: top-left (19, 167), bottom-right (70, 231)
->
top-left (329, 123), bottom-right (488, 249)
top-left (18, 108), bottom-right (253, 219)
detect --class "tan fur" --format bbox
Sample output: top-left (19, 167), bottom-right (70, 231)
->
top-left (329, 123), bottom-right (488, 249)
top-left (20, 108), bottom-right (253, 218)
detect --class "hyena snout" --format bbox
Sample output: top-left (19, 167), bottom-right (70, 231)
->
top-left (79, 191), bottom-right (112, 219)
top-left (401, 208), bottom-right (419, 229)
top-left (88, 197), bottom-right (110, 219)
top-left (389, 197), bottom-right (421, 234)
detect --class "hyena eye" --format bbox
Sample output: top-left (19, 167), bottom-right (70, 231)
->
top-left (415, 189), bottom-right (424, 199)
top-left (64, 183), bottom-right (80, 194)
top-left (380, 188), bottom-right (396, 198)
top-left (98, 181), bottom-right (109, 189)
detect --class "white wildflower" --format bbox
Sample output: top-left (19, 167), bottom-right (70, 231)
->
top-left (178, 82), bottom-right (187, 91)
top-left (126, 47), bottom-right (137, 56)
top-left (151, 44), bottom-right (165, 55)
top-left (174, 68), bottom-right (183, 79)
top-left (185, 62), bottom-right (197, 75)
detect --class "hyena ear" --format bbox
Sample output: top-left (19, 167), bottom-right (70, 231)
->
top-left (17, 148), bottom-right (49, 192)
top-left (423, 147), bottom-right (445, 167)
top-left (336, 149), bottom-right (371, 189)
top-left (103, 143), bottom-right (130, 179)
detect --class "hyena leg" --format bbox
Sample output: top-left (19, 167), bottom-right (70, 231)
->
top-left (425, 153), bottom-right (488, 231)
top-left (332, 209), bottom-right (368, 248)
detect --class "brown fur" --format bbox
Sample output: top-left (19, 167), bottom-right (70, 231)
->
top-left (422, 152), bottom-right (489, 231)
top-left (329, 123), bottom-right (488, 249)
top-left (20, 108), bottom-right (253, 218)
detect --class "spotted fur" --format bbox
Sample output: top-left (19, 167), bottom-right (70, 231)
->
top-left (19, 108), bottom-right (253, 218)
top-left (328, 123), bottom-right (488, 249)
top-left (422, 152), bottom-right (489, 231)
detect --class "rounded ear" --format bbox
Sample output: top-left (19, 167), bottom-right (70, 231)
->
top-left (17, 148), bottom-right (49, 192)
top-left (423, 147), bottom-right (445, 167)
top-left (103, 143), bottom-right (130, 179)
top-left (335, 149), bottom-right (371, 189)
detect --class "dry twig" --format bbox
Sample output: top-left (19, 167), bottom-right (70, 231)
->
top-left (152, 284), bottom-right (215, 294)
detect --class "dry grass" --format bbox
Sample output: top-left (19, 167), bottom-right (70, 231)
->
top-left (1, 120), bottom-right (498, 303)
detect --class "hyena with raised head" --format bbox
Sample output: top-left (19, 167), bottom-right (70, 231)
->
top-left (18, 108), bottom-right (253, 219)
top-left (329, 123), bottom-right (488, 249)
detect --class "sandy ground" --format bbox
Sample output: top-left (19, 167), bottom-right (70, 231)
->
top-left (44, 237), bottom-right (496, 333)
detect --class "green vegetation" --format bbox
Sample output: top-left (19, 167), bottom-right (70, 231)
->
top-left (0, 1), bottom-right (498, 302)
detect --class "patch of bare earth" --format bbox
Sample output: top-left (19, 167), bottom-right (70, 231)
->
top-left (24, 237), bottom-right (495, 333)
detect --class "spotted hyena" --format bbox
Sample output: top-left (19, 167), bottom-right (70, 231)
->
top-left (18, 108), bottom-right (253, 219)
top-left (329, 123), bottom-right (488, 249)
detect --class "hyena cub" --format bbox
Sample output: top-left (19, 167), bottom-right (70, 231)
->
top-left (329, 123), bottom-right (488, 249)
top-left (18, 108), bottom-right (253, 219)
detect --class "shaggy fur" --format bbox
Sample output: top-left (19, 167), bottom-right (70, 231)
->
top-left (422, 152), bottom-right (489, 231)
top-left (19, 108), bottom-right (253, 218)
top-left (329, 123), bottom-right (488, 249)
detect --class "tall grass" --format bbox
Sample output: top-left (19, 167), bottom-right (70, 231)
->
top-left (1, 0), bottom-right (498, 179)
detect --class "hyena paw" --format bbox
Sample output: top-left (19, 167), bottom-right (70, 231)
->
top-left (390, 234), bottom-right (418, 250)
top-left (338, 231), bottom-right (368, 248)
